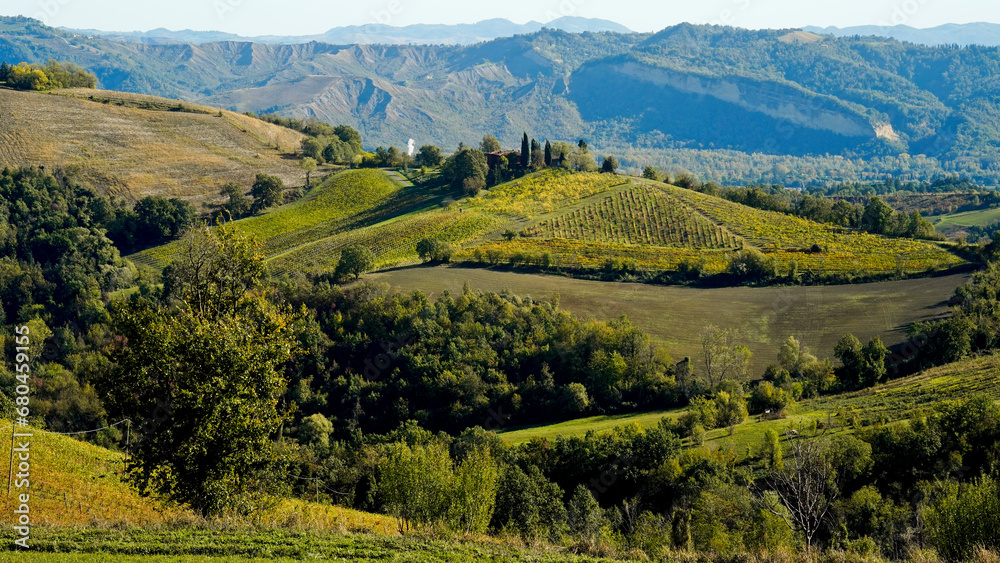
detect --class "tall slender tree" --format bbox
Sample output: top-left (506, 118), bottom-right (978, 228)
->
top-left (544, 140), bottom-right (552, 166)
top-left (520, 133), bottom-right (530, 169)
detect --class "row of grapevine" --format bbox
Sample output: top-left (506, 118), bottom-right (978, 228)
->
top-left (525, 184), bottom-right (740, 249)
top-left (269, 210), bottom-right (506, 275)
top-left (465, 169), bottom-right (628, 217)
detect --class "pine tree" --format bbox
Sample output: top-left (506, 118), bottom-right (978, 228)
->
top-left (520, 133), bottom-right (529, 169)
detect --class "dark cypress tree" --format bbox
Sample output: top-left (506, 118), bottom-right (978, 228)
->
top-left (520, 132), bottom-right (529, 169)
top-left (544, 140), bottom-right (552, 166)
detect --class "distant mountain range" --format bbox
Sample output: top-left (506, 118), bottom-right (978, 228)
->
top-left (61, 17), bottom-right (633, 46)
top-left (805, 22), bottom-right (1000, 46)
top-left (4, 16), bottom-right (1000, 184)
top-left (59, 19), bottom-right (1000, 48)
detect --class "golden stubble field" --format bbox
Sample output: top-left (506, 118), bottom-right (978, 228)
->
top-left (0, 88), bottom-right (306, 206)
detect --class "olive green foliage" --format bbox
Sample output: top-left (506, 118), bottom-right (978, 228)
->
top-left (297, 123), bottom-right (363, 166)
top-left (218, 182), bottom-right (252, 219)
top-left (0, 167), bottom-right (137, 435)
top-left (442, 147), bottom-right (488, 192)
top-left (416, 144), bottom-right (444, 167)
top-left (105, 195), bottom-right (196, 253)
top-left (101, 223), bottom-right (296, 516)
top-left (1, 59), bottom-right (96, 90)
top-left (275, 280), bottom-right (680, 436)
top-left (376, 441), bottom-right (499, 534)
top-left (492, 463), bottom-right (567, 539)
top-left (834, 334), bottom-right (889, 389)
top-left (601, 155), bottom-right (619, 174)
top-left (727, 247), bottom-right (776, 281)
top-left (907, 262), bottom-right (1000, 371)
top-left (335, 245), bottom-right (375, 280)
top-left (250, 173), bottom-right (285, 211)
top-left (752, 379), bottom-right (795, 413)
top-left (415, 237), bottom-right (453, 263)
top-left (924, 475), bottom-right (1000, 561)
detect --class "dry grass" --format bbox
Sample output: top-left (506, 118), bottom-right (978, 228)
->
top-left (0, 420), bottom-right (397, 536)
top-left (0, 88), bottom-right (306, 207)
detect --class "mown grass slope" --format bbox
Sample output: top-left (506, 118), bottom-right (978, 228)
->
top-left (0, 88), bottom-right (305, 206)
top-left (0, 421), bottom-right (396, 534)
top-left (131, 169), bottom-right (514, 273)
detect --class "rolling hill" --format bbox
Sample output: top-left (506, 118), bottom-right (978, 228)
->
top-left (62, 16), bottom-right (633, 46)
top-left (133, 167), bottom-right (963, 282)
top-left (0, 87), bottom-right (305, 206)
top-left (5, 17), bottom-right (1000, 184)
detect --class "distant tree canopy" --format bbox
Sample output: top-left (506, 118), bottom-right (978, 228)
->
top-left (688, 182), bottom-right (941, 240)
top-left (416, 145), bottom-right (444, 167)
top-left (601, 156), bottom-right (619, 174)
top-left (104, 195), bottom-right (196, 253)
top-left (275, 280), bottom-right (679, 436)
top-left (480, 135), bottom-right (502, 154)
top-left (335, 245), bottom-right (375, 280)
top-left (217, 182), bottom-right (252, 220)
top-left (250, 173), bottom-right (285, 211)
top-left (442, 147), bottom-right (488, 194)
top-left (0, 60), bottom-right (96, 91)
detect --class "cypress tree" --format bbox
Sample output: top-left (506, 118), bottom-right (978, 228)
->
top-left (520, 132), bottom-right (529, 169)
top-left (544, 140), bottom-right (552, 166)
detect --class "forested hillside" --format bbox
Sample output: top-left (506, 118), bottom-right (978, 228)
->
top-left (4, 16), bottom-right (1000, 184)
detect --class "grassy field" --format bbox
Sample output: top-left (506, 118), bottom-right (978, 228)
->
top-left (497, 352), bottom-right (1000, 449)
top-left (929, 207), bottom-right (1000, 229)
top-left (368, 266), bottom-right (968, 373)
top-left (0, 421), bottom-right (397, 534)
top-left (0, 88), bottom-right (305, 206)
top-left (0, 528), bottom-right (633, 562)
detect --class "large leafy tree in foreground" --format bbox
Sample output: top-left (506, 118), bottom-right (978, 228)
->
top-left (100, 223), bottom-right (295, 516)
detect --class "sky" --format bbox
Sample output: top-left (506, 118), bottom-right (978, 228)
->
top-left (4, 0), bottom-right (1000, 36)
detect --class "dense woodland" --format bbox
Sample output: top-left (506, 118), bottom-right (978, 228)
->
top-left (1, 157), bottom-right (1000, 559)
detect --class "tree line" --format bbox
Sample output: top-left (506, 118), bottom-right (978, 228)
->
top-left (0, 60), bottom-right (96, 91)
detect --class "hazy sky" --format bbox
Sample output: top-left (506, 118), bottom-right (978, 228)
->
top-left (4, 0), bottom-right (1000, 36)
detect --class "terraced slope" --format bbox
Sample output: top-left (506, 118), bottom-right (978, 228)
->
top-left (0, 88), bottom-right (305, 206)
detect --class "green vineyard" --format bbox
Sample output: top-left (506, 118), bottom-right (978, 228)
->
top-left (131, 168), bottom-right (965, 280)
top-left (525, 184), bottom-right (740, 249)
top-left (269, 210), bottom-right (510, 275)
top-left (464, 168), bottom-right (628, 217)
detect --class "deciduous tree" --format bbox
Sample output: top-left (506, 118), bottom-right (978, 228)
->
top-left (101, 223), bottom-right (294, 516)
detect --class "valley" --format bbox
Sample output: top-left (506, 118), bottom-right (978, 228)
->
top-left (1, 11), bottom-right (1000, 562)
